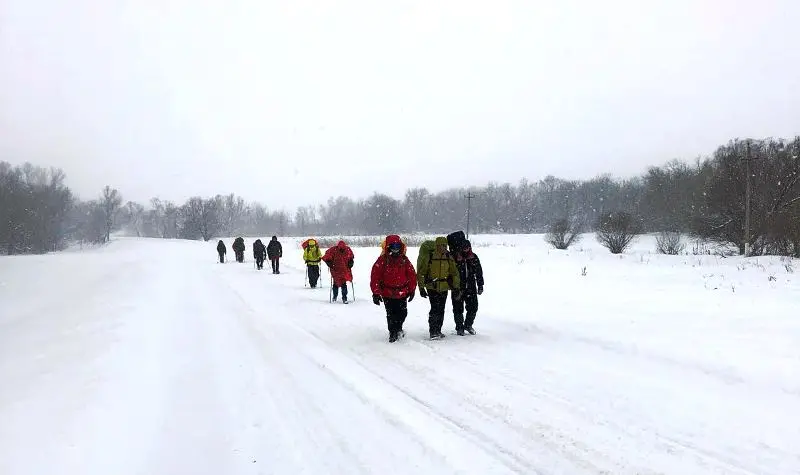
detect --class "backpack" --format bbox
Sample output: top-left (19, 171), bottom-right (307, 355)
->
top-left (447, 230), bottom-right (466, 252)
top-left (416, 240), bottom-right (436, 274)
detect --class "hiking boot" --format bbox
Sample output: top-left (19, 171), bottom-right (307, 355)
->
top-left (389, 332), bottom-right (398, 343)
top-left (456, 328), bottom-right (465, 336)
top-left (465, 326), bottom-right (476, 335)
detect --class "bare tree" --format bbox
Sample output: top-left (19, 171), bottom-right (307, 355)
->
top-left (220, 193), bottom-right (246, 236)
top-left (596, 211), bottom-right (642, 254)
top-left (545, 217), bottom-right (583, 250)
top-left (180, 196), bottom-right (221, 241)
top-left (691, 138), bottom-right (800, 255)
top-left (0, 162), bottom-right (74, 254)
top-left (655, 231), bottom-right (685, 255)
top-left (123, 201), bottom-right (145, 237)
top-left (99, 186), bottom-right (122, 243)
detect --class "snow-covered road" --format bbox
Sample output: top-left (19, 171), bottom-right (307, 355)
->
top-left (1, 237), bottom-right (798, 474)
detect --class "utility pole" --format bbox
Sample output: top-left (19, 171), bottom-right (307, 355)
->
top-left (741, 140), bottom-right (762, 257)
top-left (744, 141), bottom-right (752, 257)
top-left (466, 191), bottom-right (475, 239)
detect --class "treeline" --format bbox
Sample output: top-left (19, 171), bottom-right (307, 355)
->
top-left (2, 136), bottom-right (799, 256)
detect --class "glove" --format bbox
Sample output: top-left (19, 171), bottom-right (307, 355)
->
top-left (419, 287), bottom-right (428, 298)
top-left (372, 294), bottom-right (382, 305)
top-left (477, 285), bottom-right (483, 295)
top-left (407, 291), bottom-right (415, 302)
top-left (347, 259), bottom-right (354, 268)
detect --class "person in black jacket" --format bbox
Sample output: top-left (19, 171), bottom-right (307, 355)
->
top-left (216, 240), bottom-right (227, 263)
top-left (266, 236), bottom-right (283, 274)
top-left (253, 239), bottom-right (267, 270)
top-left (232, 237), bottom-right (245, 263)
top-left (451, 240), bottom-right (484, 335)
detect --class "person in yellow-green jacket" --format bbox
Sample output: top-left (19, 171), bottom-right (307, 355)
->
top-left (302, 239), bottom-right (323, 288)
top-left (417, 236), bottom-right (461, 339)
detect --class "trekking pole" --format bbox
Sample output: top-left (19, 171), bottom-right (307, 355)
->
top-left (304, 266), bottom-right (308, 287)
top-left (329, 276), bottom-right (333, 303)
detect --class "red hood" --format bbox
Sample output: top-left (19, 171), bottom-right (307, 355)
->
top-left (385, 234), bottom-right (402, 246)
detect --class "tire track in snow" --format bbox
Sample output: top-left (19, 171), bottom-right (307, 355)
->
top-left (417, 321), bottom-right (770, 475)
top-left (212, 251), bottom-right (792, 475)
top-left (220, 264), bottom-right (641, 474)
top-left (217, 268), bottom-right (498, 474)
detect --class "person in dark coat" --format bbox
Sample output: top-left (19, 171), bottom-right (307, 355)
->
top-left (266, 236), bottom-right (283, 274)
top-left (216, 240), bottom-right (227, 263)
top-left (451, 240), bottom-right (484, 335)
top-left (253, 239), bottom-right (267, 270)
top-left (232, 237), bottom-right (245, 263)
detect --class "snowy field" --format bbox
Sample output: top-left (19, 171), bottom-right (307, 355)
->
top-left (1, 233), bottom-right (798, 474)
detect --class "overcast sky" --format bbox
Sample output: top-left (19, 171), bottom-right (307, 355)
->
top-left (1, 0), bottom-right (798, 209)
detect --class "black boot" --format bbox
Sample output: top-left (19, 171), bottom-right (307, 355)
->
top-left (454, 313), bottom-right (465, 336)
top-left (389, 331), bottom-right (398, 343)
top-left (465, 313), bottom-right (476, 334)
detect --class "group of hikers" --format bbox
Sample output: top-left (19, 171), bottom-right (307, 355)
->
top-left (302, 231), bottom-right (484, 342)
top-left (369, 231), bottom-right (484, 342)
top-left (216, 236), bottom-right (283, 274)
top-left (216, 231), bottom-right (484, 343)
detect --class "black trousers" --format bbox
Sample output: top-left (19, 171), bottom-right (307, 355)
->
top-left (255, 256), bottom-right (265, 269)
top-left (271, 258), bottom-right (280, 273)
top-left (384, 298), bottom-right (408, 334)
top-left (452, 291), bottom-right (479, 329)
top-left (218, 252), bottom-right (225, 263)
top-left (332, 283), bottom-right (348, 300)
top-left (235, 250), bottom-right (244, 262)
top-left (307, 265), bottom-right (320, 287)
top-left (427, 290), bottom-right (448, 334)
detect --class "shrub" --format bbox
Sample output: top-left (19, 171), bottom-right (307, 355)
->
top-left (596, 211), bottom-right (642, 254)
top-left (656, 231), bottom-right (685, 255)
top-left (545, 218), bottom-right (582, 250)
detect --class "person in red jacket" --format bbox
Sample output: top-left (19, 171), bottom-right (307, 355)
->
top-left (370, 234), bottom-right (417, 342)
top-left (322, 240), bottom-right (354, 303)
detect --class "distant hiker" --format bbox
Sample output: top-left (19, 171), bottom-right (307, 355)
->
top-left (322, 240), bottom-right (354, 303)
top-left (452, 239), bottom-right (484, 335)
top-left (267, 236), bottom-right (283, 274)
top-left (232, 237), bottom-right (245, 263)
top-left (253, 239), bottom-right (267, 270)
top-left (216, 240), bottom-right (227, 263)
top-left (302, 238), bottom-right (322, 288)
top-left (417, 236), bottom-right (461, 339)
top-left (370, 235), bottom-right (416, 342)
